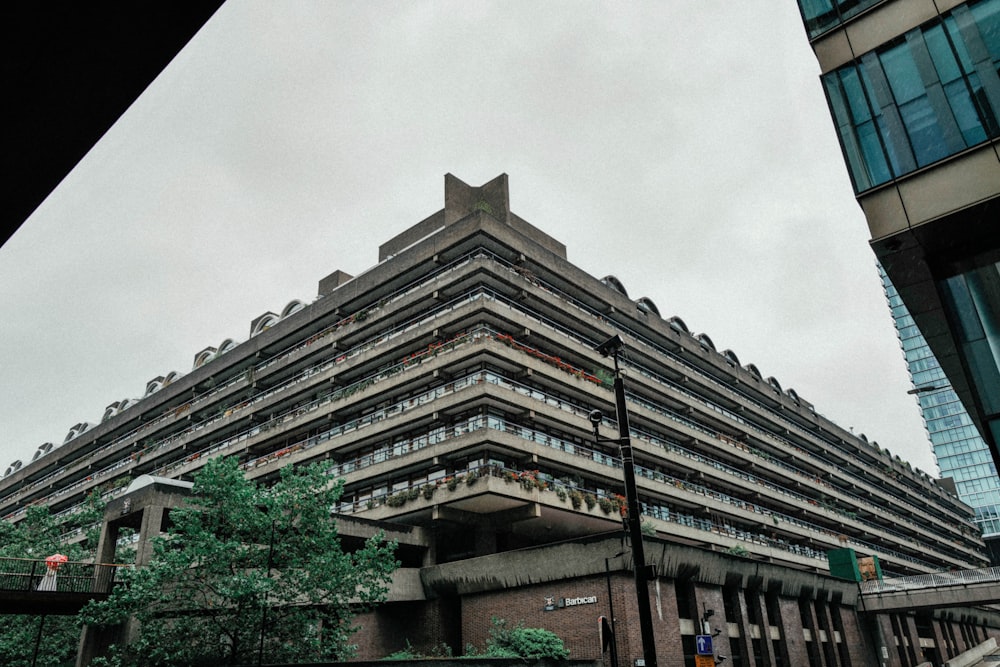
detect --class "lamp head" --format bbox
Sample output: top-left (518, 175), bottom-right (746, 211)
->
top-left (595, 334), bottom-right (624, 357)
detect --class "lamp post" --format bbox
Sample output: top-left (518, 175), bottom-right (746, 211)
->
top-left (257, 517), bottom-right (277, 667)
top-left (591, 334), bottom-right (657, 667)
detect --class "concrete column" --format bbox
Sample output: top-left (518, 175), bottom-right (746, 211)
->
top-left (837, 605), bottom-right (872, 667)
top-left (815, 600), bottom-right (842, 667)
top-left (93, 519), bottom-right (119, 566)
top-left (899, 614), bottom-right (920, 666)
top-left (929, 618), bottom-right (949, 664)
top-left (778, 598), bottom-right (809, 667)
top-left (729, 588), bottom-right (756, 667)
top-left (875, 614), bottom-right (903, 667)
top-left (135, 505), bottom-right (166, 566)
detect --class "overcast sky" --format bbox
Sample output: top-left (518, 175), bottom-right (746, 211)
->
top-left (0, 1), bottom-right (940, 478)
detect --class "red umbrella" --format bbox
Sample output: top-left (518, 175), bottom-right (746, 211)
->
top-left (45, 554), bottom-right (68, 569)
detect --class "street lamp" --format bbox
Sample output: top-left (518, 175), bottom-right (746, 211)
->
top-left (590, 334), bottom-right (657, 667)
top-left (257, 517), bottom-right (276, 666)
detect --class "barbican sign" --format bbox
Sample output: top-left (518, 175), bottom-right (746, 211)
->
top-left (544, 595), bottom-right (598, 611)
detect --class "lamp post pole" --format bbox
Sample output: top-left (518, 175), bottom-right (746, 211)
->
top-left (595, 334), bottom-right (657, 667)
top-left (257, 518), bottom-right (276, 667)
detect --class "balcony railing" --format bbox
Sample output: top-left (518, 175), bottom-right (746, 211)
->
top-left (0, 557), bottom-right (122, 595)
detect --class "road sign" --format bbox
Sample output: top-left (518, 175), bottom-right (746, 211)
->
top-left (695, 634), bottom-right (714, 656)
top-left (694, 655), bottom-right (714, 667)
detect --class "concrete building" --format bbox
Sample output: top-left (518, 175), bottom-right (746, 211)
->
top-left (879, 264), bottom-right (1000, 561)
top-left (794, 0), bottom-right (1000, 478)
top-left (3, 175), bottom-right (998, 666)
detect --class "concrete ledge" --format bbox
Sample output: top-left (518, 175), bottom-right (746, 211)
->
top-left (943, 636), bottom-right (998, 667)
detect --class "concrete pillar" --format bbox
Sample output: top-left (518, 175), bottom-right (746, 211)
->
top-left (93, 519), bottom-right (119, 566)
top-left (728, 588), bottom-right (756, 667)
top-left (815, 600), bottom-right (842, 667)
top-left (836, 605), bottom-right (872, 667)
top-left (778, 598), bottom-right (809, 667)
top-left (875, 614), bottom-right (903, 667)
top-left (929, 617), bottom-right (949, 664)
top-left (899, 614), bottom-right (920, 666)
top-left (135, 505), bottom-right (166, 566)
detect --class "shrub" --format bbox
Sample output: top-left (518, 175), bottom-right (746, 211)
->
top-left (383, 640), bottom-right (421, 660)
top-left (484, 618), bottom-right (569, 660)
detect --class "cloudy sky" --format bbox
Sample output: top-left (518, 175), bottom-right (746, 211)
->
top-left (0, 1), bottom-right (939, 477)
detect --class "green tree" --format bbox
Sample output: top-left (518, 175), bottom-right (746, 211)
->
top-left (82, 456), bottom-right (398, 666)
top-left (0, 491), bottom-right (106, 667)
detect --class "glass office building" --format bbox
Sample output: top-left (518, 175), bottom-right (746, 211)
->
top-left (880, 265), bottom-right (1000, 551)
top-left (796, 0), bottom-right (1000, 487)
top-left (818, 0), bottom-right (999, 193)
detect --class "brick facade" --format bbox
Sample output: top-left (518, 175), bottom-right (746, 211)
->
top-left (348, 568), bottom-right (1000, 667)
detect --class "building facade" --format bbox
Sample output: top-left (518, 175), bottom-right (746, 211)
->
top-left (3, 175), bottom-right (997, 666)
top-left (879, 264), bottom-right (1000, 560)
top-left (795, 0), bottom-right (1000, 476)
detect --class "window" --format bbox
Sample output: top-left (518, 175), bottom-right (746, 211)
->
top-left (821, 0), bottom-right (1000, 192)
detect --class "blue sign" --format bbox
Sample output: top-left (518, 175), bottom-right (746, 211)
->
top-left (695, 634), bottom-right (713, 656)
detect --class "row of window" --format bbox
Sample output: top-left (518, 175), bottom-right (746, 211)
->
top-left (824, 0), bottom-right (1000, 192)
top-left (798, 0), bottom-right (885, 38)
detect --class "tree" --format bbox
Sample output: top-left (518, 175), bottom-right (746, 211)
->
top-left (81, 456), bottom-right (398, 666)
top-left (0, 491), bottom-right (105, 667)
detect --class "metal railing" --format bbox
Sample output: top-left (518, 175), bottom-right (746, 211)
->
top-left (860, 566), bottom-right (1000, 595)
top-left (0, 557), bottom-right (123, 595)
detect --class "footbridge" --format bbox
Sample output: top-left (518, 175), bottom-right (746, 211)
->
top-left (0, 557), bottom-right (121, 615)
top-left (860, 566), bottom-right (1000, 613)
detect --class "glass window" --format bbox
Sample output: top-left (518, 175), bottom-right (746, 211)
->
top-left (821, 0), bottom-right (1000, 191)
top-left (971, 0), bottom-right (1000, 62)
top-left (800, 0), bottom-right (838, 37)
top-left (824, 67), bottom-right (893, 190)
top-left (797, 0), bottom-right (886, 38)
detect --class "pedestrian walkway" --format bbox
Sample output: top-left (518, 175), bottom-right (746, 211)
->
top-left (0, 556), bottom-right (120, 614)
top-left (861, 567), bottom-right (1000, 612)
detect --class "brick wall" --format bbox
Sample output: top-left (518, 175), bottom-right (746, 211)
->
top-left (349, 573), bottom-right (999, 667)
top-left (353, 598), bottom-right (460, 659)
top-left (462, 576), bottom-right (608, 659)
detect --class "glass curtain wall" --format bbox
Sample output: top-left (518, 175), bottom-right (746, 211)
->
top-left (819, 0), bottom-right (1000, 192)
top-left (798, 0), bottom-right (886, 38)
top-left (880, 264), bottom-right (1000, 538)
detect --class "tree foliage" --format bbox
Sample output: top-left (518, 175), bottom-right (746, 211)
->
top-left (0, 491), bottom-right (105, 667)
top-left (81, 456), bottom-right (398, 666)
